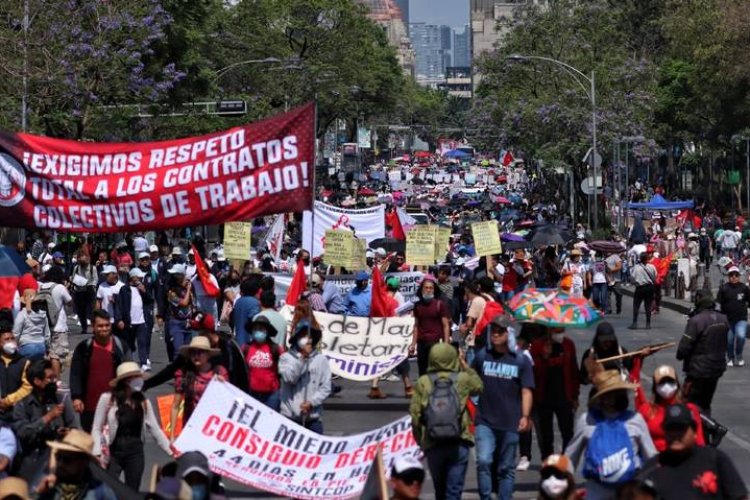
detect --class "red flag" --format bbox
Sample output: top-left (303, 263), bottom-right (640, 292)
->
top-left (502, 150), bottom-right (514, 167)
top-left (650, 253), bottom-right (673, 286)
top-left (285, 260), bottom-right (307, 307)
top-left (473, 301), bottom-right (506, 338)
top-left (370, 266), bottom-right (396, 318)
top-left (191, 245), bottom-right (220, 298)
top-left (385, 209), bottom-right (405, 241)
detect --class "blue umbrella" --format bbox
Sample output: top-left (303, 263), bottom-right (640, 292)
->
top-left (0, 245), bottom-right (29, 276)
top-left (443, 149), bottom-right (471, 159)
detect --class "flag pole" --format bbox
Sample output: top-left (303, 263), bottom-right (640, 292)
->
top-left (309, 100), bottom-right (318, 295)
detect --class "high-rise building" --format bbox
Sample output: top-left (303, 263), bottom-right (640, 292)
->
top-left (453, 25), bottom-right (471, 68)
top-left (410, 22), bottom-right (447, 84)
top-left (356, 0), bottom-right (415, 76)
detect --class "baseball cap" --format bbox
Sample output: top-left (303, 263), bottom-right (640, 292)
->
top-left (52, 251), bottom-right (64, 259)
top-left (177, 451), bottom-right (210, 479)
top-left (168, 263), bottom-right (187, 275)
top-left (47, 242), bottom-right (56, 249)
top-left (386, 276), bottom-right (401, 289)
top-left (149, 244), bottom-right (159, 253)
top-left (391, 456), bottom-right (425, 483)
top-left (728, 266), bottom-right (741, 275)
top-left (490, 315), bottom-right (512, 330)
top-left (138, 252), bottom-right (150, 260)
top-left (101, 265), bottom-right (117, 275)
top-left (653, 365), bottom-right (677, 384)
top-left (129, 268), bottom-right (146, 279)
top-left (171, 246), bottom-right (183, 256)
top-left (355, 271), bottom-right (369, 281)
top-left (663, 403), bottom-right (696, 429)
top-left (375, 247), bottom-right (387, 257)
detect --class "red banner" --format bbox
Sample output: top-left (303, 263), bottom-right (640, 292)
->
top-left (0, 103), bottom-right (315, 232)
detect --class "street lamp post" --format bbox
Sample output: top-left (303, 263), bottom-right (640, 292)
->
top-left (507, 55), bottom-right (598, 229)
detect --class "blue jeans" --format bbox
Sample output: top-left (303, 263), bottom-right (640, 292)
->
top-left (728, 320), bottom-right (747, 362)
top-left (592, 283), bottom-right (608, 311)
top-left (475, 425), bottom-right (519, 500)
top-left (133, 323), bottom-right (151, 366)
top-left (425, 443), bottom-right (469, 500)
top-left (169, 318), bottom-right (192, 353)
top-left (19, 342), bottom-right (46, 360)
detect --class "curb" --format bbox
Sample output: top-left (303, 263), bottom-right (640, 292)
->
top-left (620, 287), bottom-right (692, 315)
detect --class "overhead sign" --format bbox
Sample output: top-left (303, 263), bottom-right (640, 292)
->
top-left (174, 381), bottom-right (420, 500)
top-left (0, 104), bottom-right (315, 232)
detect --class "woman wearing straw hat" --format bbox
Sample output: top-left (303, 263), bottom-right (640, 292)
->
top-left (564, 370), bottom-right (657, 499)
top-left (170, 337), bottom-right (227, 441)
top-left (90, 362), bottom-right (171, 490)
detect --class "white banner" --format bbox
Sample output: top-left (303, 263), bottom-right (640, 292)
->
top-left (265, 214), bottom-right (286, 262)
top-left (302, 201), bottom-right (385, 257)
top-left (174, 381), bottom-right (420, 500)
top-left (279, 307), bottom-right (414, 380)
top-left (272, 272), bottom-right (424, 305)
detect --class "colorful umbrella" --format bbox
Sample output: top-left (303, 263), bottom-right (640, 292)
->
top-left (508, 288), bottom-right (601, 328)
top-left (589, 240), bottom-right (626, 254)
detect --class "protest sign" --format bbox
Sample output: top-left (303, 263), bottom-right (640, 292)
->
top-left (280, 307), bottom-right (415, 380)
top-left (174, 381), bottom-right (420, 500)
top-left (223, 221), bottom-right (252, 261)
top-left (471, 220), bottom-right (502, 256)
top-left (352, 238), bottom-right (368, 271)
top-left (406, 227), bottom-right (436, 266)
top-left (0, 104), bottom-right (315, 232)
top-left (435, 226), bottom-right (451, 262)
top-left (273, 271), bottom-right (423, 306)
top-left (302, 201), bottom-right (385, 257)
top-left (324, 230), bottom-right (355, 268)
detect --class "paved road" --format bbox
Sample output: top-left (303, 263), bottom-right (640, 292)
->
top-left (64, 294), bottom-right (750, 498)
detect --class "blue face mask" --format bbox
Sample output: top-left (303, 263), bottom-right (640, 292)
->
top-left (253, 330), bottom-right (267, 343)
top-left (191, 485), bottom-right (207, 500)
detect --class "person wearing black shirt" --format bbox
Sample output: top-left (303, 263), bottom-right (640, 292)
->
top-left (638, 403), bottom-right (747, 499)
top-left (716, 266), bottom-right (750, 366)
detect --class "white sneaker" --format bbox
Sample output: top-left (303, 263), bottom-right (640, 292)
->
top-left (141, 364), bottom-right (151, 372)
top-left (516, 456), bottom-right (530, 471)
top-left (146, 359), bottom-right (151, 370)
top-left (727, 360), bottom-right (735, 367)
top-left (738, 359), bottom-right (745, 367)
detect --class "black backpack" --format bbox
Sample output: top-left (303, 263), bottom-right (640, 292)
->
top-left (423, 373), bottom-right (462, 441)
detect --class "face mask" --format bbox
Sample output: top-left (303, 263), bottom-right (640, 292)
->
top-left (656, 381), bottom-right (678, 400)
top-left (541, 475), bottom-right (569, 497)
top-left (253, 330), bottom-right (267, 343)
top-left (43, 382), bottom-right (58, 401)
top-left (302, 257), bottom-right (310, 265)
top-left (552, 333), bottom-right (565, 343)
top-left (127, 378), bottom-right (145, 392)
top-left (422, 294), bottom-right (434, 302)
top-left (191, 485), bottom-right (208, 500)
top-left (297, 337), bottom-right (310, 350)
top-left (2, 342), bottom-right (17, 356)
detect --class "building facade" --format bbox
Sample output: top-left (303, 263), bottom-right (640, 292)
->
top-left (357, 0), bottom-right (416, 76)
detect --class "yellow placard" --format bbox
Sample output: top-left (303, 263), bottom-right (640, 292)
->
top-left (407, 227), bottom-right (437, 266)
top-left (435, 227), bottom-right (451, 262)
top-left (223, 222), bottom-right (252, 261)
top-left (352, 238), bottom-right (368, 271)
top-left (324, 230), bottom-right (355, 268)
top-left (471, 221), bottom-right (502, 256)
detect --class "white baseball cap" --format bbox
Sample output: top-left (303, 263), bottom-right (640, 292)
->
top-left (728, 266), bottom-right (741, 275)
top-left (138, 252), bottom-right (150, 260)
top-left (149, 244), bottom-right (159, 253)
top-left (392, 455), bottom-right (424, 476)
top-left (168, 263), bottom-right (187, 275)
top-left (101, 265), bottom-right (118, 275)
top-left (129, 268), bottom-right (146, 279)
top-left (172, 246), bottom-right (183, 256)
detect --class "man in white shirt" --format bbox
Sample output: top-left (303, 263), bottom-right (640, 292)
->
top-left (96, 265), bottom-right (124, 322)
top-left (115, 268), bottom-right (149, 370)
top-left (38, 266), bottom-right (72, 377)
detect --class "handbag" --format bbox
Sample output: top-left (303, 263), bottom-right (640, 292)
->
top-left (700, 413), bottom-right (728, 447)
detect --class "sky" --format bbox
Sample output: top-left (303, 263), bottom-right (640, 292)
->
top-left (409, 0), bottom-right (469, 30)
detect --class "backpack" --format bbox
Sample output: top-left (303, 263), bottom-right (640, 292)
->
top-left (583, 410), bottom-right (639, 484)
top-left (36, 283), bottom-right (60, 329)
top-left (423, 373), bottom-right (462, 441)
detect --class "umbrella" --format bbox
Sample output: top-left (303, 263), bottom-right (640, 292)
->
top-left (508, 288), bottom-right (602, 328)
top-left (530, 226), bottom-right (568, 246)
top-left (443, 149), bottom-right (471, 159)
top-left (501, 233), bottom-right (525, 242)
top-left (589, 240), bottom-right (626, 254)
top-left (369, 238), bottom-right (406, 253)
top-left (0, 245), bottom-right (30, 276)
top-left (503, 240), bottom-right (532, 250)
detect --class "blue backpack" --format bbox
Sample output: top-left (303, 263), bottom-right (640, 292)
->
top-left (583, 410), bottom-right (639, 484)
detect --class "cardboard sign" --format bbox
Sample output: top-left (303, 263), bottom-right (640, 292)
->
top-left (406, 227), bottom-right (436, 266)
top-left (435, 227), bottom-right (451, 262)
top-left (223, 221), bottom-right (252, 261)
top-left (471, 220), bottom-right (502, 256)
top-left (324, 229), bottom-right (355, 268)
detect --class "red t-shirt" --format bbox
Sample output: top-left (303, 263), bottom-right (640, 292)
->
top-left (414, 298), bottom-right (449, 343)
top-left (244, 343), bottom-right (282, 393)
top-left (85, 339), bottom-right (114, 411)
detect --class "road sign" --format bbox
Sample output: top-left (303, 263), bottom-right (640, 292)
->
top-left (583, 148), bottom-right (602, 168)
top-left (581, 176), bottom-right (603, 195)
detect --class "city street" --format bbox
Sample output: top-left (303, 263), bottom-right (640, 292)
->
top-left (64, 294), bottom-right (750, 497)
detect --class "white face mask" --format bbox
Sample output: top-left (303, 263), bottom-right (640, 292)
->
top-left (541, 475), bottom-right (569, 497)
top-left (552, 333), bottom-right (565, 343)
top-left (127, 378), bottom-right (145, 392)
top-left (2, 341), bottom-right (17, 356)
top-left (656, 381), bottom-right (678, 400)
top-left (297, 337), bottom-right (310, 350)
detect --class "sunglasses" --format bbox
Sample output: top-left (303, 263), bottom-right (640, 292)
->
top-left (395, 471), bottom-right (424, 485)
top-left (729, 273), bottom-right (740, 277)
top-left (541, 469), bottom-right (567, 480)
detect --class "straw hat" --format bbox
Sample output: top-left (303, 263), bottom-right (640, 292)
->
top-left (46, 429), bottom-right (96, 459)
top-left (0, 477), bottom-right (30, 500)
top-left (178, 336), bottom-right (220, 357)
top-left (109, 361), bottom-right (144, 388)
top-left (590, 370), bottom-right (637, 400)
